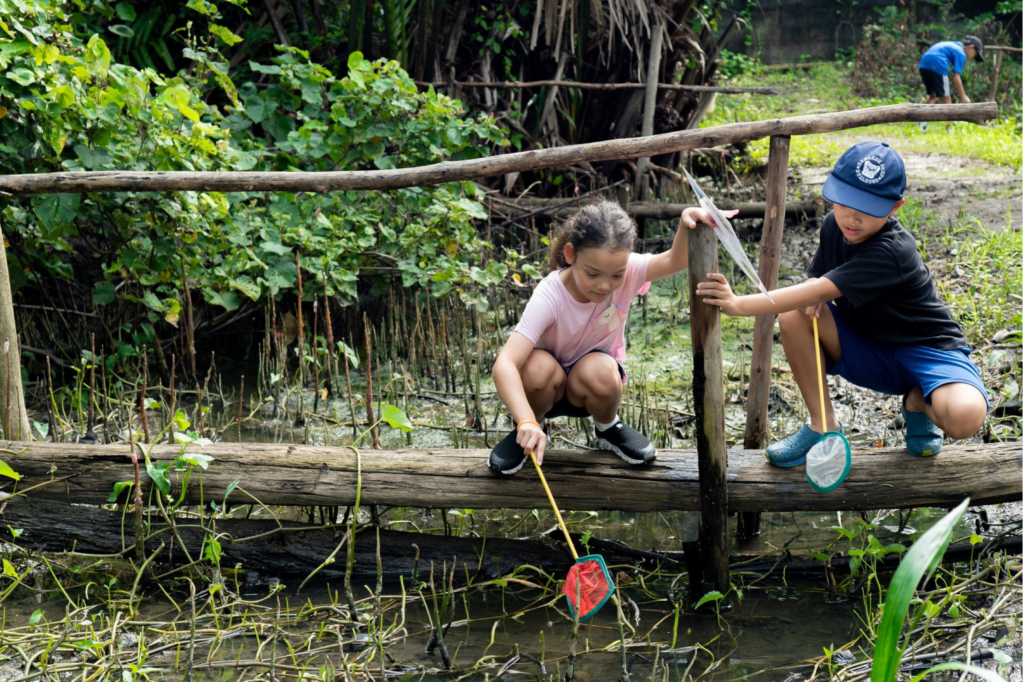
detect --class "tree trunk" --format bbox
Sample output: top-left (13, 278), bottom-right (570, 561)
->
top-left (633, 16), bottom-right (664, 201)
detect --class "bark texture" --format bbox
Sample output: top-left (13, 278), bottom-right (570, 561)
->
top-left (6, 440), bottom-right (1019, 513)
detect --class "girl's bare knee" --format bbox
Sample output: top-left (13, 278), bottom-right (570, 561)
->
top-left (521, 351), bottom-right (564, 392)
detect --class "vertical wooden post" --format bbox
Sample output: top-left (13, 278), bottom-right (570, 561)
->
top-left (0, 215), bottom-right (30, 441)
top-left (688, 223), bottom-right (729, 594)
top-left (989, 50), bottom-right (1003, 103)
top-left (739, 135), bottom-right (791, 539)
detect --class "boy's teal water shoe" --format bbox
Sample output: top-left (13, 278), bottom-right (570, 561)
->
top-left (902, 396), bottom-right (943, 457)
top-left (766, 423), bottom-right (844, 468)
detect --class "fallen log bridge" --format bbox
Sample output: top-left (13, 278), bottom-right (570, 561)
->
top-left (7, 441), bottom-right (1020, 513)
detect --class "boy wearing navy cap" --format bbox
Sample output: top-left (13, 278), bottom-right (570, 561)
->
top-left (919, 36), bottom-right (984, 105)
top-left (696, 141), bottom-right (988, 465)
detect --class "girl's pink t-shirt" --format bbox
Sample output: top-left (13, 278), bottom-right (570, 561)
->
top-left (513, 252), bottom-right (653, 370)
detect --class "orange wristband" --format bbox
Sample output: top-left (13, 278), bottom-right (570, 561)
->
top-left (516, 419), bottom-right (541, 431)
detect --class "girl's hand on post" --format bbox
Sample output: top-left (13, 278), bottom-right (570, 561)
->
top-left (517, 422), bottom-right (547, 465)
top-left (680, 207), bottom-right (739, 229)
top-left (695, 273), bottom-right (742, 316)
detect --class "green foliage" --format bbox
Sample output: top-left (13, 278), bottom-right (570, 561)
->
top-left (717, 49), bottom-right (757, 80)
top-left (0, 0), bottom-right (508, 364)
top-left (870, 499), bottom-right (969, 682)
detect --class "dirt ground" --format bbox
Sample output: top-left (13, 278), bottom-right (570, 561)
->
top-left (797, 135), bottom-right (1023, 232)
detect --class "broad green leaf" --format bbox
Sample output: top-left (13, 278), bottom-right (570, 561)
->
top-left (172, 410), bottom-right (190, 431)
top-left (29, 609), bottom-right (42, 626)
top-left (35, 194), bottom-right (79, 231)
top-left (146, 457), bottom-right (171, 495)
top-left (0, 459), bottom-right (21, 481)
top-left (456, 197), bottom-right (488, 220)
top-left (141, 291), bottom-right (163, 312)
top-left (173, 431), bottom-right (194, 444)
top-left (3, 559), bottom-right (16, 577)
top-left (73, 144), bottom-right (112, 169)
top-left (209, 24), bottom-right (243, 46)
top-left (92, 281), bottom-right (116, 305)
top-left (83, 34), bottom-right (111, 78)
top-left (108, 25), bottom-right (134, 38)
top-left (107, 480), bottom-right (134, 502)
top-left (224, 479), bottom-right (240, 502)
top-left (181, 452), bottom-right (213, 469)
top-left (231, 275), bottom-right (261, 300)
top-left (380, 403), bottom-right (413, 432)
top-left (203, 537), bottom-right (221, 563)
top-left (870, 499), bottom-right (969, 682)
top-left (694, 591), bottom-right (724, 609)
top-left (6, 68), bottom-right (35, 85)
top-left (115, 2), bottom-right (136, 21)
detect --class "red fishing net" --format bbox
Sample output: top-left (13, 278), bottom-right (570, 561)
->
top-left (562, 555), bottom-right (615, 621)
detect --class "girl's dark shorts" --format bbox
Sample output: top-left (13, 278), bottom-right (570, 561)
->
top-left (534, 348), bottom-right (626, 419)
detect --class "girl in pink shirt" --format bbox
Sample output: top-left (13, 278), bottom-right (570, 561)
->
top-left (488, 200), bottom-right (730, 474)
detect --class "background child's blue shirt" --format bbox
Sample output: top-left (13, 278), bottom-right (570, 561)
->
top-left (919, 41), bottom-right (967, 75)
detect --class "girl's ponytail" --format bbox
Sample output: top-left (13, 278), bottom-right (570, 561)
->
top-left (547, 200), bottom-right (637, 271)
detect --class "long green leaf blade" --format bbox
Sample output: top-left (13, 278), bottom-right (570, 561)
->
top-left (870, 498), bottom-right (970, 682)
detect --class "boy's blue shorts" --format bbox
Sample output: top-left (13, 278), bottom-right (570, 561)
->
top-left (825, 303), bottom-right (989, 407)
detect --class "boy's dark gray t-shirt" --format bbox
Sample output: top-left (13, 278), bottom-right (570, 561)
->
top-left (808, 212), bottom-right (967, 350)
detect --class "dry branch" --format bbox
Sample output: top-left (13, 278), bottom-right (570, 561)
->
top-left (493, 198), bottom-right (816, 220)
top-left (414, 81), bottom-right (778, 94)
top-left (0, 103), bottom-right (997, 196)
top-left (7, 440), bottom-right (1019, 513)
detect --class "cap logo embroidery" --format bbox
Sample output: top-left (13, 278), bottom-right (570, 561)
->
top-left (855, 155), bottom-right (886, 184)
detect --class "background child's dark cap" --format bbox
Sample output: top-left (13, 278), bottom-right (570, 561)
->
top-left (964, 35), bottom-right (984, 62)
top-left (822, 141), bottom-right (906, 218)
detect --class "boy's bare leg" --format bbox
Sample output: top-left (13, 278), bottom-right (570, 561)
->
top-left (778, 306), bottom-right (843, 433)
top-left (520, 350), bottom-right (566, 420)
top-left (564, 353), bottom-right (622, 423)
top-left (925, 94), bottom-right (939, 104)
top-left (905, 384), bottom-right (987, 440)
top-left (939, 95), bottom-right (953, 104)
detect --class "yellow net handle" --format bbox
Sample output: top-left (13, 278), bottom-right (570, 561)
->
top-left (518, 420), bottom-right (579, 560)
top-left (813, 316), bottom-right (827, 431)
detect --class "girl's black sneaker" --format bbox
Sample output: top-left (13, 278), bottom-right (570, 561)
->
top-left (487, 430), bottom-right (528, 475)
top-left (594, 421), bottom-right (657, 465)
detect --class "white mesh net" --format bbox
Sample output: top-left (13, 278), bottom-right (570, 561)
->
top-left (806, 434), bottom-right (850, 492)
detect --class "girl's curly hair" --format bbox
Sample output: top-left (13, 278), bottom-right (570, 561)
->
top-left (548, 200), bottom-right (637, 271)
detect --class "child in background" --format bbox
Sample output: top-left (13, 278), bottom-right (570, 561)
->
top-left (489, 200), bottom-right (730, 474)
top-left (919, 36), bottom-right (984, 105)
top-left (696, 141), bottom-right (988, 464)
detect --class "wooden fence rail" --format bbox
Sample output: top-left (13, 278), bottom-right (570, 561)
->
top-left (0, 103), bottom-right (996, 196)
top-left (415, 80), bottom-right (780, 94)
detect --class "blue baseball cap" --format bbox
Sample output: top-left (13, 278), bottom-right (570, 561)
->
top-left (822, 141), bottom-right (906, 218)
